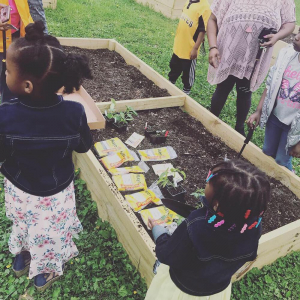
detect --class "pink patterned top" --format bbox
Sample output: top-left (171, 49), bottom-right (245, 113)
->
top-left (207, 0), bottom-right (296, 91)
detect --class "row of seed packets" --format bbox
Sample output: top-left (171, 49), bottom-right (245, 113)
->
top-left (94, 137), bottom-right (181, 229)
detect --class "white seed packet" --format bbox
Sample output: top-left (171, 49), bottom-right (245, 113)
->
top-left (138, 160), bottom-right (150, 173)
top-left (152, 163), bottom-right (183, 183)
top-left (125, 132), bottom-right (145, 148)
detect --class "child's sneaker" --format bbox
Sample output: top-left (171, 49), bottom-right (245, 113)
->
top-left (13, 251), bottom-right (31, 277)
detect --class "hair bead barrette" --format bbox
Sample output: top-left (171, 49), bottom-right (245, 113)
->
top-left (214, 220), bottom-right (225, 228)
top-left (217, 212), bottom-right (224, 217)
top-left (248, 221), bottom-right (258, 230)
top-left (240, 224), bottom-right (248, 233)
top-left (228, 224), bottom-right (236, 232)
top-left (244, 210), bottom-right (251, 219)
top-left (208, 215), bottom-right (216, 223)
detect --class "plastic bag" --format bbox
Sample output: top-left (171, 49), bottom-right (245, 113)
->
top-left (125, 189), bottom-right (162, 212)
top-left (138, 146), bottom-right (177, 161)
top-left (95, 137), bottom-right (128, 157)
top-left (113, 173), bottom-right (147, 191)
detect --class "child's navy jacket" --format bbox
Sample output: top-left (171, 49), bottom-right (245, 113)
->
top-left (154, 196), bottom-right (261, 296)
top-left (0, 95), bottom-right (92, 196)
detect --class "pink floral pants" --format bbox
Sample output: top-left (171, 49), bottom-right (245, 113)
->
top-left (5, 178), bottom-right (83, 279)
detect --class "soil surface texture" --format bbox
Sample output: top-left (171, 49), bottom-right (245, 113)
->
top-left (91, 107), bottom-right (300, 235)
top-left (64, 47), bottom-right (170, 101)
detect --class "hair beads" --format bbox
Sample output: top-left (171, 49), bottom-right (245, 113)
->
top-left (228, 224), bottom-right (236, 232)
top-left (244, 210), bottom-right (251, 219)
top-left (217, 212), bottom-right (224, 217)
top-left (208, 215), bottom-right (216, 223)
top-left (214, 220), bottom-right (225, 228)
top-left (248, 221), bottom-right (258, 230)
top-left (256, 217), bottom-right (262, 228)
top-left (240, 224), bottom-right (248, 233)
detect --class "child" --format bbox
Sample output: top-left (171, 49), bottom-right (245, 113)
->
top-left (0, 21), bottom-right (93, 291)
top-left (247, 30), bottom-right (300, 170)
top-left (146, 159), bottom-right (270, 299)
top-left (168, 0), bottom-right (211, 95)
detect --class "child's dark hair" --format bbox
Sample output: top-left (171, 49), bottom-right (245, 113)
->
top-left (208, 159), bottom-right (270, 230)
top-left (11, 21), bottom-right (93, 94)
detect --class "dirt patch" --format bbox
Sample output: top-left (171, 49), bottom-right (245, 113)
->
top-left (64, 47), bottom-right (170, 101)
top-left (91, 107), bottom-right (300, 235)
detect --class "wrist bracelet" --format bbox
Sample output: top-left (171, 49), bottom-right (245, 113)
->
top-left (209, 46), bottom-right (218, 51)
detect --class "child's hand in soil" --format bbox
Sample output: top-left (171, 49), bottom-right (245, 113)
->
top-left (289, 142), bottom-right (300, 158)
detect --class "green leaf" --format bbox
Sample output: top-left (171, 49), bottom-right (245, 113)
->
top-left (118, 285), bottom-right (128, 297)
top-left (52, 287), bottom-right (61, 299)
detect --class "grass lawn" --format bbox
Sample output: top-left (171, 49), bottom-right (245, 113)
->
top-left (0, 0), bottom-right (299, 299)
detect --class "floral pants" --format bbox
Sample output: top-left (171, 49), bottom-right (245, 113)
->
top-left (5, 179), bottom-right (83, 279)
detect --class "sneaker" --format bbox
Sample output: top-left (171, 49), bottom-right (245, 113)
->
top-left (13, 251), bottom-right (31, 278)
top-left (34, 264), bottom-right (65, 292)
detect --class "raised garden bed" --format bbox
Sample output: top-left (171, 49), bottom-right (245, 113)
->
top-left (58, 38), bottom-right (300, 286)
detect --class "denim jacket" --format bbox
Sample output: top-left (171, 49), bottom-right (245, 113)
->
top-left (0, 95), bottom-right (92, 196)
top-left (260, 45), bottom-right (300, 150)
top-left (152, 197), bottom-right (261, 296)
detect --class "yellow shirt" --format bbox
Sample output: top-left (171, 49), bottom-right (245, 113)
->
top-left (0, 0), bottom-right (33, 52)
top-left (173, 0), bottom-right (211, 60)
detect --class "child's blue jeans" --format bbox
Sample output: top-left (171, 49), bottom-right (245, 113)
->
top-left (263, 113), bottom-right (292, 171)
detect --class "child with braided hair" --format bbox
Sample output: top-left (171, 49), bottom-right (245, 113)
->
top-left (146, 159), bottom-right (270, 300)
top-left (0, 21), bottom-right (93, 291)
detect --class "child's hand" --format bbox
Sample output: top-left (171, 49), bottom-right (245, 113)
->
top-left (246, 111), bottom-right (261, 129)
top-left (209, 48), bottom-right (220, 68)
top-left (148, 218), bottom-right (157, 230)
top-left (190, 48), bottom-right (198, 60)
top-left (289, 142), bottom-right (300, 158)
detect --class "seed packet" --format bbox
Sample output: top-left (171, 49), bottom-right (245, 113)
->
top-left (113, 173), bottom-right (147, 191)
top-left (125, 132), bottom-right (145, 148)
top-left (94, 137), bottom-right (128, 157)
top-left (109, 166), bottom-right (145, 176)
top-left (138, 146), bottom-right (177, 161)
top-left (139, 206), bottom-right (184, 230)
top-left (125, 189), bottom-right (162, 212)
top-left (100, 150), bottom-right (139, 170)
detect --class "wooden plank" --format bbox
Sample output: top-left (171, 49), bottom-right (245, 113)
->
top-left (58, 38), bottom-right (112, 50)
top-left (63, 87), bottom-right (106, 130)
top-left (42, 0), bottom-right (57, 9)
top-left (96, 96), bottom-right (185, 113)
top-left (114, 41), bottom-right (184, 97)
top-left (234, 219), bottom-right (300, 280)
top-left (183, 96), bottom-right (300, 198)
top-left (73, 151), bottom-right (156, 286)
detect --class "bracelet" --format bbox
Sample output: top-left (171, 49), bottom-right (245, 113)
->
top-left (209, 46), bottom-right (218, 51)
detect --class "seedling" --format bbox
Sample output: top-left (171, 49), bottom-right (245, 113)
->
top-left (157, 168), bottom-right (186, 188)
top-left (104, 98), bottom-right (117, 120)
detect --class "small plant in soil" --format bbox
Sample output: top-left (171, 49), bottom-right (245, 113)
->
top-left (104, 98), bottom-right (117, 123)
top-left (157, 168), bottom-right (187, 203)
top-left (149, 130), bottom-right (168, 144)
top-left (191, 188), bottom-right (205, 208)
top-left (112, 105), bottom-right (138, 132)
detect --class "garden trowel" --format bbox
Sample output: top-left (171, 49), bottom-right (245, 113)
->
top-left (237, 127), bottom-right (255, 159)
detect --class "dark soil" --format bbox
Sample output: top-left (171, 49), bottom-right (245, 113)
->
top-left (64, 47), bottom-right (170, 101)
top-left (91, 108), bottom-right (300, 235)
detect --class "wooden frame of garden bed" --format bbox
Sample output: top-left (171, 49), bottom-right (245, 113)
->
top-left (58, 38), bottom-right (300, 286)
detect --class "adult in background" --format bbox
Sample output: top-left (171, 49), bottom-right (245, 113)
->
top-left (27, 0), bottom-right (48, 34)
top-left (207, 0), bottom-right (296, 136)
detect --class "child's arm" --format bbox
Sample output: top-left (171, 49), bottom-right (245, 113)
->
top-left (75, 110), bottom-right (93, 153)
top-left (246, 88), bottom-right (267, 129)
top-left (190, 31), bottom-right (205, 60)
top-left (150, 220), bottom-right (196, 268)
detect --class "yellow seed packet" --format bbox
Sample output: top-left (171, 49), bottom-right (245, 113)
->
top-left (100, 149), bottom-right (139, 170)
top-left (95, 138), bottom-right (128, 157)
top-left (125, 189), bottom-right (162, 212)
top-left (113, 174), bottom-right (147, 191)
top-left (138, 146), bottom-right (177, 161)
top-left (140, 206), bottom-right (182, 229)
top-left (109, 166), bottom-right (145, 176)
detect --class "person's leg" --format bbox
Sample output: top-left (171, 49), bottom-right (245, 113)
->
top-left (210, 76), bottom-right (236, 117)
top-left (235, 77), bottom-right (252, 136)
top-left (27, 0), bottom-right (48, 34)
top-left (181, 58), bottom-right (197, 95)
top-left (275, 123), bottom-right (293, 171)
top-left (168, 54), bottom-right (182, 85)
top-left (263, 114), bottom-right (284, 159)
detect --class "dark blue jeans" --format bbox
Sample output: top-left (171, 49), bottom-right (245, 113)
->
top-left (263, 113), bottom-right (292, 171)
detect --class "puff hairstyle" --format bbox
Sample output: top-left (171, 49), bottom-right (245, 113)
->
top-left (209, 159), bottom-right (270, 228)
top-left (11, 21), bottom-right (93, 94)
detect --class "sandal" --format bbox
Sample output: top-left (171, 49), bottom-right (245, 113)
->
top-left (13, 251), bottom-right (31, 278)
top-left (34, 264), bottom-right (65, 292)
